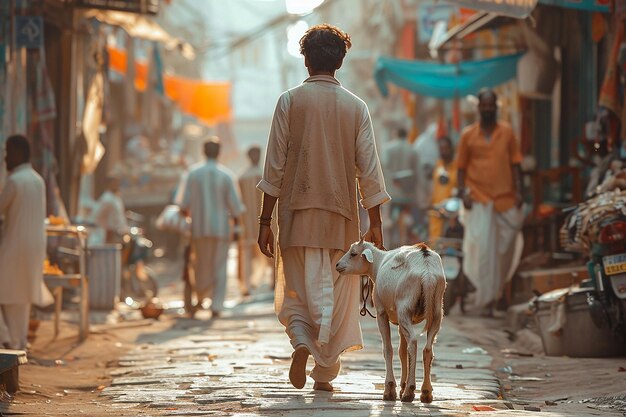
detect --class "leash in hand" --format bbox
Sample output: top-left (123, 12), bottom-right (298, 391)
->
top-left (360, 275), bottom-right (376, 318)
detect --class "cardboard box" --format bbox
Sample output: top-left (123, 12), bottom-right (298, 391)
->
top-left (519, 266), bottom-right (589, 296)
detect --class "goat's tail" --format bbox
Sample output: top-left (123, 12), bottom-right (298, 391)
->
top-left (421, 256), bottom-right (446, 335)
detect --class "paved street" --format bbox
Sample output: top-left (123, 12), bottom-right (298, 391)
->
top-left (97, 292), bottom-right (543, 417)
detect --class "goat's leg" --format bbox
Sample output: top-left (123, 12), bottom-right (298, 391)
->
top-left (398, 329), bottom-right (408, 398)
top-left (376, 312), bottom-right (396, 401)
top-left (398, 312), bottom-right (417, 403)
top-left (421, 306), bottom-right (443, 403)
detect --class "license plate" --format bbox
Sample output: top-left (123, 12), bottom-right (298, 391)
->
top-left (603, 253), bottom-right (626, 276)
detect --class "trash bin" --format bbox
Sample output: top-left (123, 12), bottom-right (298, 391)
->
top-left (87, 244), bottom-right (122, 310)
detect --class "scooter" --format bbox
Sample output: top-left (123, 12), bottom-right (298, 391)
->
top-left (429, 197), bottom-right (473, 314)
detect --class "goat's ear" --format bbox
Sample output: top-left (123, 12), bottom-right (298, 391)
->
top-left (362, 248), bottom-right (374, 263)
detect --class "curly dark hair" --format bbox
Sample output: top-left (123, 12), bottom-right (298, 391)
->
top-left (299, 24), bottom-right (352, 73)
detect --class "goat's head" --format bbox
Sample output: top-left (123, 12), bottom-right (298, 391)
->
top-left (336, 237), bottom-right (375, 276)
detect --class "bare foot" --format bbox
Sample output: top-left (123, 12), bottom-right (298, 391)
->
top-left (289, 346), bottom-right (309, 389)
top-left (313, 382), bottom-right (333, 392)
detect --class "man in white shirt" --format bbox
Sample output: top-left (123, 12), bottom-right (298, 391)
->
top-left (92, 177), bottom-right (128, 244)
top-left (381, 127), bottom-right (419, 248)
top-left (0, 135), bottom-right (52, 349)
top-left (178, 138), bottom-right (245, 317)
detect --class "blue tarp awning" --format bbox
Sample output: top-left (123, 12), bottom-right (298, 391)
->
top-left (374, 53), bottom-right (524, 99)
top-left (538, 0), bottom-right (609, 12)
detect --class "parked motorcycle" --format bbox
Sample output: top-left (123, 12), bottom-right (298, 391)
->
top-left (561, 190), bottom-right (626, 347)
top-left (584, 213), bottom-right (626, 342)
top-left (429, 197), bottom-right (473, 314)
top-left (119, 212), bottom-right (158, 301)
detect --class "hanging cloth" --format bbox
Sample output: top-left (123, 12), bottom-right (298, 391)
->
top-left (374, 53), bottom-right (524, 99)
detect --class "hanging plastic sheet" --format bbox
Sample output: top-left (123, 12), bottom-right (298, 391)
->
top-left (375, 53), bottom-right (524, 99)
top-left (538, 0), bottom-right (609, 12)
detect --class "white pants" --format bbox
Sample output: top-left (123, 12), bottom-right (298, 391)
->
top-left (462, 203), bottom-right (524, 308)
top-left (192, 237), bottom-right (230, 312)
top-left (277, 247), bottom-right (362, 382)
top-left (0, 304), bottom-right (30, 349)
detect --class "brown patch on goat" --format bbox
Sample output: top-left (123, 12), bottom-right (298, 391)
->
top-left (413, 242), bottom-right (431, 256)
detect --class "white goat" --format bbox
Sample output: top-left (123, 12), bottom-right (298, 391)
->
top-left (336, 239), bottom-right (446, 403)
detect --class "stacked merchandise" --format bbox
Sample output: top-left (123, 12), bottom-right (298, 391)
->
top-left (560, 189), bottom-right (626, 252)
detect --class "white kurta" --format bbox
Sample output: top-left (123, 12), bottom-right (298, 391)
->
top-left (0, 164), bottom-right (52, 306)
top-left (91, 190), bottom-right (128, 244)
top-left (178, 160), bottom-right (245, 239)
top-left (238, 164), bottom-right (269, 292)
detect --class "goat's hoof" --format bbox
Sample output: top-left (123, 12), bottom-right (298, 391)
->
top-left (399, 382), bottom-right (406, 398)
top-left (401, 385), bottom-right (416, 403)
top-left (382, 381), bottom-right (397, 401)
top-left (420, 389), bottom-right (433, 404)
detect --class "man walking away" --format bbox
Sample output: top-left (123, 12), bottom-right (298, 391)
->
top-left (457, 88), bottom-right (525, 316)
top-left (381, 127), bottom-right (419, 248)
top-left (0, 135), bottom-right (52, 349)
top-left (238, 145), bottom-right (273, 295)
top-left (178, 137), bottom-right (245, 318)
top-left (257, 24), bottom-right (390, 392)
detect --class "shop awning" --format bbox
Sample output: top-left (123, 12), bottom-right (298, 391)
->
top-left (445, 0), bottom-right (538, 18)
top-left (84, 10), bottom-right (195, 59)
top-left (374, 53), bottom-right (524, 99)
top-left (430, 11), bottom-right (518, 57)
top-left (538, 0), bottom-right (609, 12)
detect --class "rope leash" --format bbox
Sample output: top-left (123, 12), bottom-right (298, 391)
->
top-left (360, 275), bottom-right (376, 319)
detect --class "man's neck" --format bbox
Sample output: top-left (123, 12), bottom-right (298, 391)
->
top-left (309, 70), bottom-right (335, 77)
top-left (480, 121), bottom-right (497, 133)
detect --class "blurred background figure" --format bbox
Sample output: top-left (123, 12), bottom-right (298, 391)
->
top-left (381, 127), bottom-right (418, 248)
top-left (237, 145), bottom-right (273, 296)
top-left (413, 120), bottom-right (440, 240)
top-left (125, 133), bottom-right (152, 163)
top-left (91, 176), bottom-right (128, 244)
top-left (457, 88), bottom-right (524, 316)
top-left (429, 136), bottom-right (458, 240)
top-left (177, 137), bottom-right (245, 318)
top-left (0, 135), bottom-right (52, 349)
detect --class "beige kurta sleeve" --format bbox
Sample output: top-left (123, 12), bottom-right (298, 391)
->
top-left (355, 104), bottom-right (391, 209)
top-left (257, 92), bottom-right (290, 197)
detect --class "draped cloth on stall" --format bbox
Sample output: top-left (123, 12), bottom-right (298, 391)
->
top-left (27, 50), bottom-right (67, 217)
top-left (374, 53), bottom-right (524, 99)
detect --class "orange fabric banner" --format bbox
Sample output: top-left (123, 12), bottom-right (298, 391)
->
top-left (107, 46), bottom-right (232, 125)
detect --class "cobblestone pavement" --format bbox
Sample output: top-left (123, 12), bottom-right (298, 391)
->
top-left (98, 293), bottom-right (574, 417)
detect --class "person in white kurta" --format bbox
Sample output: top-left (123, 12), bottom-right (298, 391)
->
top-left (0, 135), bottom-right (52, 349)
top-left (257, 25), bottom-right (389, 391)
top-left (178, 138), bottom-right (245, 316)
top-left (238, 146), bottom-right (272, 295)
top-left (91, 177), bottom-right (128, 244)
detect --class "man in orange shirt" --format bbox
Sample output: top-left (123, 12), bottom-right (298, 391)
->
top-left (457, 88), bottom-right (525, 315)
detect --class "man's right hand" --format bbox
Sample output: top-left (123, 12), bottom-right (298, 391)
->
top-left (363, 225), bottom-right (384, 250)
top-left (462, 194), bottom-right (473, 210)
top-left (258, 224), bottom-right (275, 258)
